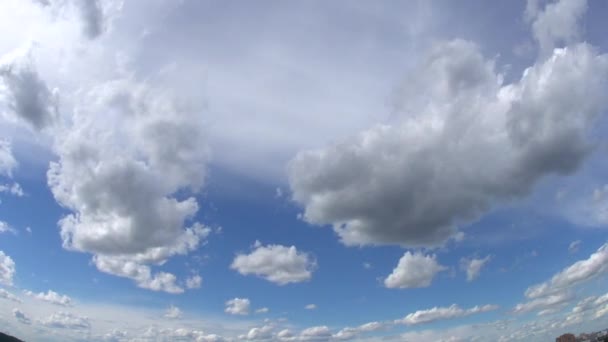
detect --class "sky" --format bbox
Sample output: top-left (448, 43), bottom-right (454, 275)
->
top-left (0, 0), bottom-right (608, 341)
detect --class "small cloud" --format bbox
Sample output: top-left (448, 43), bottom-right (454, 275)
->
top-left (185, 274), bottom-right (202, 289)
top-left (164, 305), bottom-right (182, 319)
top-left (225, 298), bottom-right (250, 315)
top-left (13, 308), bottom-right (31, 325)
top-left (305, 304), bottom-right (317, 310)
top-left (255, 307), bottom-right (269, 314)
top-left (363, 262), bottom-right (372, 270)
top-left (275, 187), bottom-right (283, 198)
top-left (568, 240), bottom-right (581, 254)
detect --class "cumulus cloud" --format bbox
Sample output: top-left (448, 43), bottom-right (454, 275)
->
top-left (24, 289), bottom-right (72, 306)
top-left (568, 240), bottom-right (581, 254)
top-left (384, 251), bottom-right (447, 289)
top-left (12, 308), bottom-right (31, 324)
top-left (0, 182), bottom-right (24, 197)
top-left (0, 221), bottom-right (16, 235)
top-left (299, 326), bottom-right (332, 341)
top-left (460, 255), bottom-right (492, 282)
top-left (186, 274), bottom-right (203, 289)
top-left (239, 324), bottom-right (274, 341)
top-left (164, 305), bottom-right (182, 319)
top-left (304, 304), bottom-right (317, 310)
top-left (0, 140), bottom-right (17, 178)
top-left (40, 311), bottom-right (91, 330)
top-left (225, 298), bottom-right (250, 316)
top-left (231, 242), bottom-right (316, 285)
top-left (48, 77), bottom-right (211, 293)
top-left (0, 289), bottom-right (21, 303)
top-left (333, 321), bottom-right (386, 340)
top-left (288, 36), bottom-right (608, 248)
top-left (527, 0), bottom-right (588, 56)
top-left (395, 304), bottom-right (498, 326)
top-left (0, 251), bottom-right (16, 286)
top-left (524, 242), bottom-right (608, 298)
top-left (255, 307), bottom-right (269, 314)
top-left (0, 49), bottom-right (58, 129)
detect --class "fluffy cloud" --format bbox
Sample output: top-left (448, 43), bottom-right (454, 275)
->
top-left (0, 49), bottom-right (58, 129)
top-left (525, 242), bottom-right (608, 298)
top-left (255, 307), bottom-right (269, 314)
top-left (288, 35), bottom-right (608, 248)
top-left (40, 311), bottom-right (91, 330)
top-left (225, 298), bottom-right (250, 316)
top-left (186, 274), bottom-right (203, 289)
top-left (304, 304), bottom-right (317, 310)
top-left (460, 255), bottom-right (492, 282)
top-left (333, 321), bottom-right (385, 340)
top-left (0, 182), bottom-right (24, 197)
top-left (12, 308), bottom-right (31, 324)
top-left (0, 139), bottom-right (17, 177)
top-left (384, 252), bottom-right (446, 289)
top-left (527, 0), bottom-right (588, 55)
top-left (164, 305), bottom-right (182, 319)
top-left (395, 304), bottom-right (498, 326)
top-left (0, 221), bottom-right (16, 234)
top-left (239, 325), bottom-right (274, 341)
top-left (0, 288), bottom-right (21, 303)
top-left (568, 240), bottom-right (581, 254)
top-left (24, 289), bottom-right (72, 306)
top-left (47, 77), bottom-right (211, 292)
top-left (299, 326), bottom-right (332, 341)
top-left (0, 250), bottom-right (15, 286)
top-left (231, 242), bottom-right (316, 285)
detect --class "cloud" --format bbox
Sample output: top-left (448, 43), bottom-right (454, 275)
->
top-left (74, 0), bottom-right (104, 39)
top-left (47, 77), bottom-right (211, 293)
top-left (186, 274), bottom-right (203, 289)
top-left (288, 38), bottom-right (608, 248)
top-left (231, 242), bottom-right (316, 285)
top-left (527, 0), bottom-right (588, 56)
top-left (0, 289), bottom-right (21, 303)
top-left (568, 240), bottom-right (581, 254)
top-left (0, 221), bottom-right (16, 235)
top-left (384, 251), bottom-right (447, 289)
top-left (225, 298), bottom-right (250, 316)
top-left (299, 326), bottom-right (332, 341)
top-left (0, 48), bottom-right (58, 129)
top-left (395, 304), bottom-right (498, 326)
top-left (304, 304), bottom-right (317, 310)
top-left (525, 242), bottom-right (608, 298)
top-left (24, 289), bottom-right (72, 306)
top-left (164, 305), bottom-right (182, 319)
top-left (460, 255), bottom-right (492, 282)
top-left (333, 321), bottom-right (386, 340)
top-left (239, 324), bottom-right (274, 341)
top-left (0, 139), bottom-right (17, 177)
top-left (39, 310), bottom-right (91, 330)
top-left (12, 308), bottom-right (31, 324)
top-left (0, 251), bottom-right (15, 286)
top-left (255, 307), bottom-right (269, 314)
top-left (0, 182), bottom-right (24, 197)
top-left (513, 291), bottom-right (573, 314)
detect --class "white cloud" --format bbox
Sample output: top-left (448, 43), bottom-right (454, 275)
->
top-left (460, 255), bottom-right (492, 282)
top-left (225, 298), bottom-right (251, 316)
top-left (304, 304), bottom-right (317, 310)
top-left (12, 308), bottom-right (31, 324)
top-left (288, 38), bottom-right (608, 248)
top-left (0, 182), bottom-right (24, 197)
top-left (24, 289), bottom-right (72, 306)
top-left (39, 310), bottom-right (91, 330)
top-left (240, 324), bottom-right (274, 341)
top-left (164, 305), bottom-right (182, 319)
top-left (231, 242), bottom-right (316, 285)
top-left (0, 48), bottom-right (58, 129)
top-left (513, 291), bottom-right (573, 314)
top-left (0, 288), bottom-right (21, 303)
top-left (395, 304), bottom-right (498, 326)
top-left (525, 242), bottom-right (608, 298)
top-left (47, 77), bottom-right (211, 293)
top-left (186, 274), bottom-right (203, 289)
top-left (333, 321), bottom-right (386, 340)
top-left (0, 221), bottom-right (16, 234)
top-left (299, 326), bottom-right (332, 341)
top-left (528, 0), bottom-right (588, 56)
top-left (0, 250), bottom-right (15, 286)
top-left (0, 139), bottom-right (17, 178)
top-left (384, 251), bottom-right (447, 289)
top-left (255, 307), bottom-right (269, 314)
top-left (568, 240), bottom-right (581, 254)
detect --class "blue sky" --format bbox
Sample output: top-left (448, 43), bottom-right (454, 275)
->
top-left (1, 0), bottom-right (608, 341)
